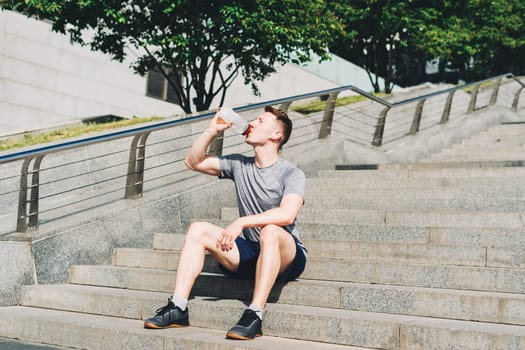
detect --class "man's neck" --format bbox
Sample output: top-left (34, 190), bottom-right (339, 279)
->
top-left (253, 146), bottom-right (279, 168)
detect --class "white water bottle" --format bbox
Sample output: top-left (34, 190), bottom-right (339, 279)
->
top-left (217, 107), bottom-right (250, 135)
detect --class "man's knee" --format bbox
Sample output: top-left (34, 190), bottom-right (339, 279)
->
top-left (259, 224), bottom-right (284, 246)
top-left (185, 221), bottom-right (210, 242)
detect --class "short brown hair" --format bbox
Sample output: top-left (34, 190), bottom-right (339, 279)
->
top-left (264, 106), bottom-right (292, 150)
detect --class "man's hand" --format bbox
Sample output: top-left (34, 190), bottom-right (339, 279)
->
top-left (216, 219), bottom-right (244, 251)
top-left (212, 109), bottom-right (233, 133)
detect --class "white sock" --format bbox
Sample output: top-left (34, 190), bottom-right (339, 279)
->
top-left (248, 303), bottom-right (263, 320)
top-left (171, 295), bottom-right (188, 311)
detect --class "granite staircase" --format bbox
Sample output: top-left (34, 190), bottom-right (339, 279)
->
top-left (1, 122), bottom-right (525, 349)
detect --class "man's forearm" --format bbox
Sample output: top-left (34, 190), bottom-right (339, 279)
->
top-left (236, 195), bottom-right (304, 230)
top-left (184, 128), bottom-right (217, 170)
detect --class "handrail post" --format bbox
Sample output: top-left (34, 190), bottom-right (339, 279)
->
top-left (409, 99), bottom-right (426, 135)
top-left (372, 106), bottom-right (391, 146)
top-left (17, 155), bottom-right (44, 232)
top-left (207, 131), bottom-right (224, 157)
top-left (512, 86), bottom-right (524, 112)
top-left (125, 132), bottom-right (150, 199)
top-left (279, 101), bottom-right (293, 112)
top-left (467, 84), bottom-right (480, 113)
top-left (489, 77), bottom-right (503, 106)
top-left (440, 90), bottom-right (456, 124)
top-left (318, 91), bottom-right (340, 139)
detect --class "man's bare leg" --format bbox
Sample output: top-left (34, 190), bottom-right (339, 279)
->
top-left (251, 224), bottom-right (297, 309)
top-left (174, 221), bottom-right (241, 299)
top-left (144, 221), bottom-right (240, 329)
top-left (226, 224), bottom-right (296, 340)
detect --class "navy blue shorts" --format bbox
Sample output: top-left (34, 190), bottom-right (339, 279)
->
top-left (218, 235), bottom-right (307, 281)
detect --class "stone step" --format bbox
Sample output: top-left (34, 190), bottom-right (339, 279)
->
top-left (479, 125), bottom-right (525, 135)
top-left (380, 161), bottom-right (525, 172)
top-left (438, 150), bottom-right (524, 159)
top-left (120, 239), bottom-right (525, 272)
top-left (303, 259), bottom-right (525, 294)
top-left (70, 259), bottom-right (525, 294)
top-left (478, 128), bottom-right (525, 136)
top-left (304, 184), bottom-right (525, 201)
top-left (429, 226), bottom-right (525, 247)
top-left (320, 166), bottom-right (525, 179)
top-left (299, 223), bottom-right (428, 242)
top-left (462, 136), bottom-right (525, 144)
top-left (304, 194), bottom-right (525, 212)
top-left (306, 241), bottom-right (525, 268)
top-left (417, 160), bottom-right (525, 168)
top-left (460, 135), bottom-right (525, 143)
top-left (221, 207), bottom-right (525, 228)
top-left (0, 306), bottom-right (355, 350)
top-left (157, 224), bottom-right (434, 247)
top-left (457, 141), bottom-right (525, 149)
top-left (21, 282), bottom-right (525, 326)
top-left (15, 288), bottom-right (400, 348)
top-left (456, 140), bottom-right (525, 149)
top-left (430, 154), bottom-right (525, 162)
top-left (12, 287), bottom-right (525, 349)
top-left (307, 176), bottom-right (525, 190)
top-left (175, 221), bottom-right (525, 246)
top-left (116, 237), bottom-right (498, 268)
top-left (437, 145), bottom-right (525, 153)
top-left (156, 224), bottom-right (525, 249)
top-left (0, 337), bottom-right (71, 350)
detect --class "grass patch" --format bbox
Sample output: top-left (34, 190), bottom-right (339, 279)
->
top-left (291, 93), bottom-right (386, 114)
top-left (0, 116), bottom-right (164, 152)
top-left (462, 81), bottom-right (495, 93)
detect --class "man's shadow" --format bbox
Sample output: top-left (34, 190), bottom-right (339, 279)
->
top-left (190, 272), bottom-right (290, 306)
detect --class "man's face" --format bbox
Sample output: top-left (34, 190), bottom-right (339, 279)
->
top-left (245, 112), bottom-right (282, 147)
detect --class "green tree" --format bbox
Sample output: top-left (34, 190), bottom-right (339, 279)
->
top-left (2, 0), bottom-right (342, 113)
top-left (417, 0), bottom-right (525, 81)
top-left (330, 0), bottom-right (525, 90)
top-left (329, 0), bottom-right (440, 93)
top-left (457, 0), bottom-right (525, 79)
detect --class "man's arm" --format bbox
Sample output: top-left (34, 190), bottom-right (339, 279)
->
top-left (217, 193), bottom-right (304, 251)
top-left (184, 115), bottom-right (230, 176)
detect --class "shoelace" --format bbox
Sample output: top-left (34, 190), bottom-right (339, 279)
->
top-left (236, 310), bottom-right (258, 327)
top-left (155, 300), bottom-right (174, 315)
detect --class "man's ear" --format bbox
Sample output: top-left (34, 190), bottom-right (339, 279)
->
top-left (270, 129), bottom-right (283, 144)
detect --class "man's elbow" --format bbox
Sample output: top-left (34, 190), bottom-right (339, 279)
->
top-left (282, 215), bottom-right (296, 226)
top-left (184, 157), bottom-right (196, 171)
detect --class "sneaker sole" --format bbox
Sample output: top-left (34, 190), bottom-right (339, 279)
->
top-left (226, 332), bottom-right (263, 340)
top-left (143, 322), bottom-right (189, 329)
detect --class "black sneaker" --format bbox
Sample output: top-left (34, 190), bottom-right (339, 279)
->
top-left (144, 297), bottom-right (189, 329)
top-left (226, 309), bottom-right (262, 340)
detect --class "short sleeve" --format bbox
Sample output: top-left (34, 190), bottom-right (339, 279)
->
top-left (283, 167), bottom-right (306, 198)
top-left (218, 154), bottom-right (246, 180)
top-left (218, 155), bottom-right (233, 179)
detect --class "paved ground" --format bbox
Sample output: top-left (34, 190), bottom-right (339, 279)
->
top-left (0, 338), bottom-right (73, 349)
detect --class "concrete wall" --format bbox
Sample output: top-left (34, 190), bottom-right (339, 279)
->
top-left (0, 10), bottom-right (179, 136)
top-left (301, 52), bottom-right (400, 92)
top-left (0, 241), bottom-right (35, 306)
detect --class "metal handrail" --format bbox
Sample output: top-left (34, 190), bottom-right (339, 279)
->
top-left (0, 72), bottom-right (519, 164)
top-left (0, 85), bottom-right (369, 164)
top-left (1, 72), bottom-right (523, 233)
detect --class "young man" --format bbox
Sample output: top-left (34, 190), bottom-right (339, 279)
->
top-left (144, 106), bottom-right (307, 340)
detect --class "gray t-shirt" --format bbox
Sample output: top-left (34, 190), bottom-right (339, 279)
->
top-left (219, 154), bottom-right (306, 252)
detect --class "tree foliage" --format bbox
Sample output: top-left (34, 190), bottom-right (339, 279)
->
top-left (328, 0), bottom-right (431, 93)
top-left (3, 0), bottom-right (342, 113)
top-left (330, 0), bottom-right (525, 92)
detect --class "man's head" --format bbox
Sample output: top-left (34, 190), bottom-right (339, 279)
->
top-left (263, 106), bottom-right (292, 150)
